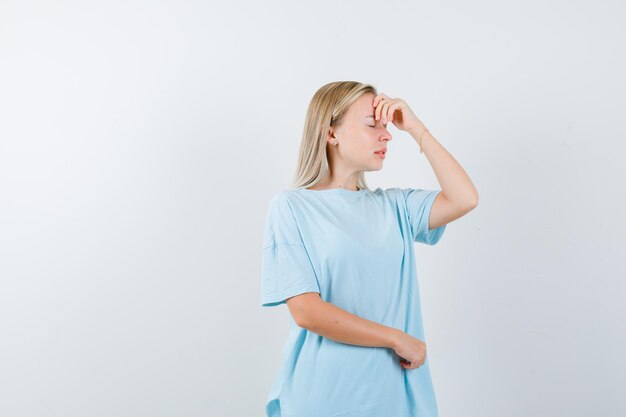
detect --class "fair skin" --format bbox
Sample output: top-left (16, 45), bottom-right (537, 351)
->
top-left (305, 92), bottom-right (392, 191)
top-left (292, 91), bottom-right (479, 370)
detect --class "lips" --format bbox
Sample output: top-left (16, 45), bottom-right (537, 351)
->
top-left (374, 148), bottom-right (387, 154)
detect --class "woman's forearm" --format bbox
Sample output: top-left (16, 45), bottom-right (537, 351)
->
top-left (408, 124), bottom-right (479, 208)
top-left (302, 299), bottom-right (402, 350)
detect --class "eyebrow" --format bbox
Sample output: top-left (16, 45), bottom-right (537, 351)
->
top-left (365, 115), bottom-right (374, 118)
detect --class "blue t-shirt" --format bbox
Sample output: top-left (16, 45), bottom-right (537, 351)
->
top-left (260, 186), bottom-right (447, 417)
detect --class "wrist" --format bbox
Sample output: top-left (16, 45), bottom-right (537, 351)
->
top-left (387, 327), bottom-right (404, 350)
top-left (409, 126), bottom-right (429, 154)
top-left (408, 124), bottom-right (427, 139)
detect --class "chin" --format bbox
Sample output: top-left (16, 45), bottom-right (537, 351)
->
top-left (363, 165), bottom-right (383, 172)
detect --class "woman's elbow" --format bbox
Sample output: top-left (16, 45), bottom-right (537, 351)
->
top-left (285, 292), bottom-right (322, 328)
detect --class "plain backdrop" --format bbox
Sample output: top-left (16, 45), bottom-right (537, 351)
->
top-left (1, 0), bottom-right (625, 416)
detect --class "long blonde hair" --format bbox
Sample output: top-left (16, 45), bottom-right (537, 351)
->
top-left (290, 81), bottom-right (378, 191)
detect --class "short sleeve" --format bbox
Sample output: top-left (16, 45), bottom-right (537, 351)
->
top-left (260, 193), bottom-right (321, 307)
top-left (401, 188), bottom-right (446, 245)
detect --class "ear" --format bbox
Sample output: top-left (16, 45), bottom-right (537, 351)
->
top-left (326, 126), bottom-right (337, 146)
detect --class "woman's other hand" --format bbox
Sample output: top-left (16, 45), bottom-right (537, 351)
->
top-left (391, 330), bottom-right (427, 370)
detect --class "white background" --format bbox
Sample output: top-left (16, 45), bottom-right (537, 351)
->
top-left (1, 1), bottom-right (625, 416)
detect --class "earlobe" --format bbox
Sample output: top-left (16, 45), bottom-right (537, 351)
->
top-left (327, 127), bottom-right (339, 146)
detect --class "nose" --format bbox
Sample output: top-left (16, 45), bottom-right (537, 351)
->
top-left (375, 119), bottom-right (392, 141)
top-left (379, 128), bottom-right (392, 142)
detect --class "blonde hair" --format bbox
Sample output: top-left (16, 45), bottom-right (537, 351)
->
top-left (290, 81), bottom-right (378, 191)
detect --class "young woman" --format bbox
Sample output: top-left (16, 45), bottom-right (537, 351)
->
top-left (260, 81), bottom-right (478, 417)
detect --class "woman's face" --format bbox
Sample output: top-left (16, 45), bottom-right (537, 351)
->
top-left (329, 92), bottom-right (392, 172)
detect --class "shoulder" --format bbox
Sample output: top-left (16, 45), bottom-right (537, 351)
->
top-left (376, 187), bottom-right (406, 202)
top-left (377, 187), bottom-right (440, 211)
top-left (379, 187), bottom-right (402, 196)
top-left (265, 189), bottom-right (301, 218)
top-left (268, 189), bottom-right (299, 206)
top-left (383, 187), bottom-right (432, 201)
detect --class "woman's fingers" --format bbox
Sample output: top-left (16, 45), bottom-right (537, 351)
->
top-left (387, 102), bottom-right (401, 124)
top-left (400, 356), bottom-right (425, 370)
top-left (374, 93), bottom-right (392, 121)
